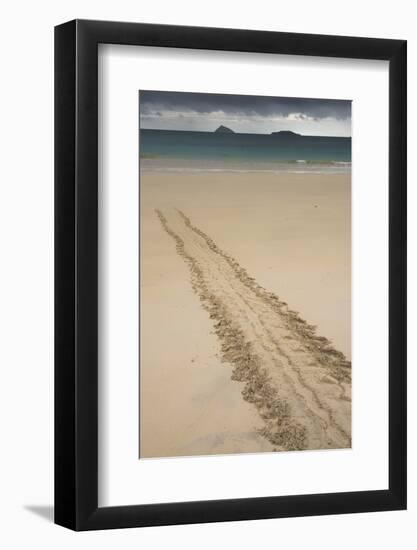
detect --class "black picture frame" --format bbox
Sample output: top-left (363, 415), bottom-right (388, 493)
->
top-left (55, 19), bottom-right (407, 531)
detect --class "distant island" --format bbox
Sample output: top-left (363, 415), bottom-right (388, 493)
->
top-left (270, 130), bottom-right (302, 137)
top-left (214, 125), bottom-right (235, 134)
top-left (213, 128), bottom-right (302, 136)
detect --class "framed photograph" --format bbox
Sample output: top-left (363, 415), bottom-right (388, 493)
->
top-left (55, 19), bottom-right (406, 530)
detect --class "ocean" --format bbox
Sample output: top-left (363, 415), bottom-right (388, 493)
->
top-left (140, 129), bottom-right (351, 174)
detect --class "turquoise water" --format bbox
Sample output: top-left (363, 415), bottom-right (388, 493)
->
top-left (140, 129), bottom-right (351, 173)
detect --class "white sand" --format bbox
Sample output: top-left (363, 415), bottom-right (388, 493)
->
top-left (140, 172), bottom-right (351, 458)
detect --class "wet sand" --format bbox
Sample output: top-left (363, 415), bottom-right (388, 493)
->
top-left (140, 172), bottom-right (351, 458)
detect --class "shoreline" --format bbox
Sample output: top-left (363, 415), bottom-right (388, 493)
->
top-left (140, 157), bottom-right (352, 175)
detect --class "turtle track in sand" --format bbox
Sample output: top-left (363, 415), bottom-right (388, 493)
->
top-left (155, 208), bottom-right (351, 452)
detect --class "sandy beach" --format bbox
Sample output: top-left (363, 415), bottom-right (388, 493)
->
top-left (140, 171), bottom-right (351, 458)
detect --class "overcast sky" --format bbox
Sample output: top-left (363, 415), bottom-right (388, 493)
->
top-left (139, 91), bottom-right (351, 137)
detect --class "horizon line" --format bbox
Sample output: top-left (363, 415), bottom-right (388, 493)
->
top-left (139, 127), bottom-right (352, 138)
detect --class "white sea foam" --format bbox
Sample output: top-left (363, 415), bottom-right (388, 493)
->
top-left (140, 163), bottom-right (351, 176)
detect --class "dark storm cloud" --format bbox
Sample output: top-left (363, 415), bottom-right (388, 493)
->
top-left (140, 90), bottom-right (351, 120)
